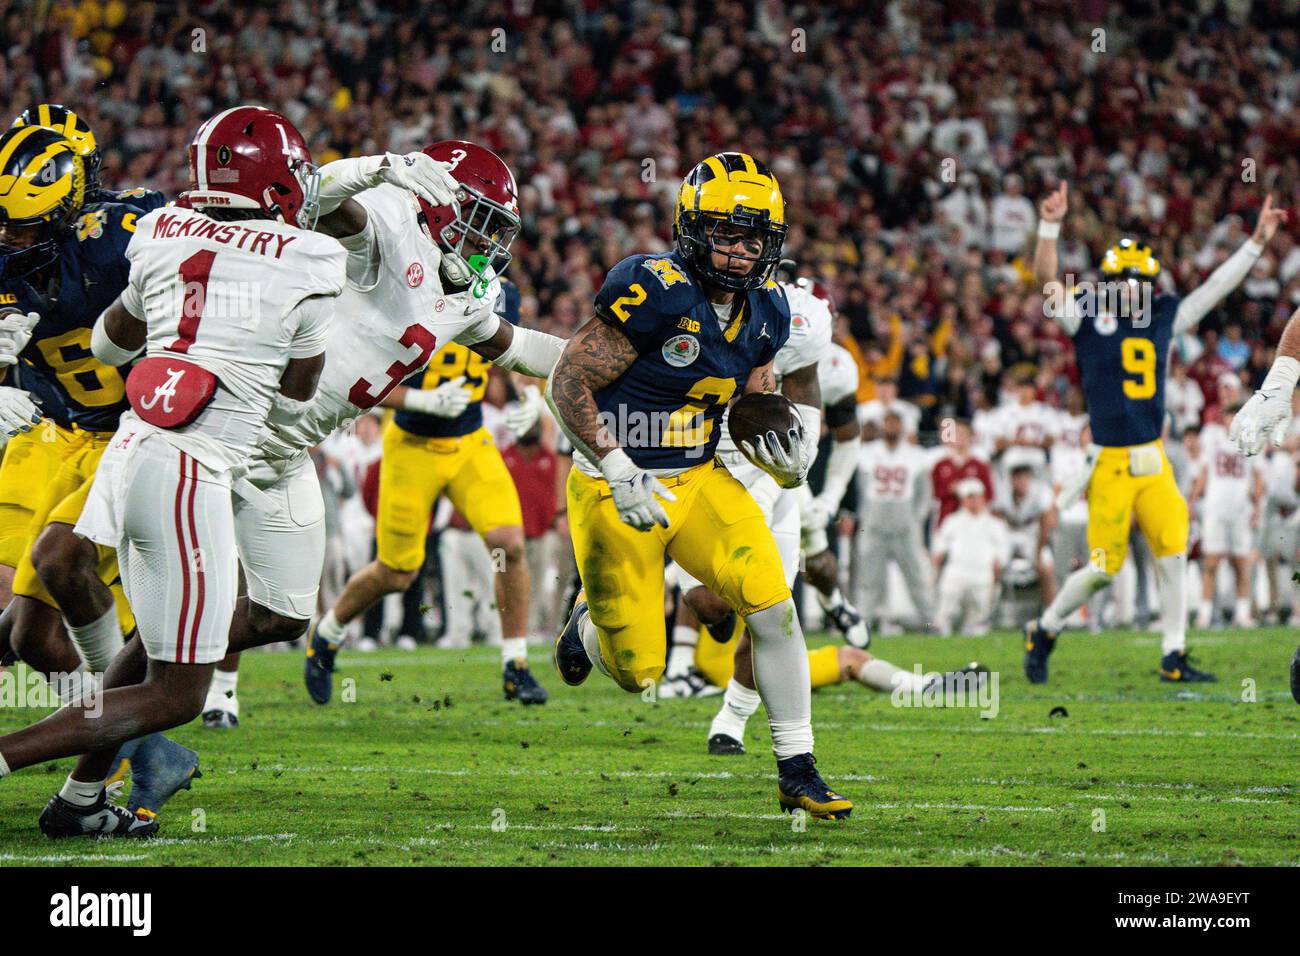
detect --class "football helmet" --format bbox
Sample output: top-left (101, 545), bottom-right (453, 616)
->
top-left (0, 125), bottom-right (86, 279)
top-left (675, 152), bottom-right (787, 292)
top-left (182, 106), bottom-right (321, 228)
top-left (11, 104), bottom-right (102, 194)
top-left (416, 140), bottom-right (521, 293)
top-left (1100, 238), bottom-right (1160, 280)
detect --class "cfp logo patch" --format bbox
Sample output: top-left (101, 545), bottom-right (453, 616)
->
top-left (661, 333), bottom-right (699, 368)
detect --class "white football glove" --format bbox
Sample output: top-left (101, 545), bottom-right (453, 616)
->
top-left (740, 425), bottom-right (810, 489)
top-left (504, 384), bottom-right (544, 438)
top-left (0, 386), bottom-right (41, 435)
top-left (0, 310), bottom-right (39, 368)
top-left (379, 152), bottom-right (460, 209)
top-left (402, 376), bottom-right (472, 418)
top-left (600, 447), bottom-right (676, 531)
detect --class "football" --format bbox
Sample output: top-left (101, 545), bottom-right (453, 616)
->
top-left (729, 391), bottom-right (802, 456)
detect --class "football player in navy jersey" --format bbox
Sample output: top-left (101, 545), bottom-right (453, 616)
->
top-left (547, 152), bottom-right (851, 819)
top-left (1025, 183), bottom-right (1287, 686)
top-left (11, 104), bottom-right (167, 213)
top-left (0, 124), bottom-right (197, 825)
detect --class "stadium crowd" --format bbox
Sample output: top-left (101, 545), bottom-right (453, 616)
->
top-left (5, 0), bottom-right (1300, 642)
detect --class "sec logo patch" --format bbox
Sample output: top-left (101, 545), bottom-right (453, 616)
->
top-left (406, 262), bottom-right (424, 288)
top-left (662, 334), bottom-right (700, 368)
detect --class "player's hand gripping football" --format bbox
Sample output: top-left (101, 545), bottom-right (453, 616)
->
top-left (600, 447), bottom-right (676, 531)
top-left (1230, 386), bottom-right (1292, 455)
top-left (379, 152), bottom-right (460, 209)
top-left (741, 424), bottom-right (811, 489)
top-left (0, 309), bottom-right (39, 368)
top-left (403, 376), bottom-right (472, 418)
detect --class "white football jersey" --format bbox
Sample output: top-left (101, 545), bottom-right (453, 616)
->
top-left (1055, 410), bottom-right (1089, 450)
top-left (858, 397), bottom-right (921, 437)
top-left (818, 342), bottom-right (859, 409)
top-left (716, 279), bottom-right (832, 457)
top-left (266, 185), bottom-right (502, 462)
top-left (858, 439), bottom-right (929, 504)
top-left (1199, 427), bottom-right (1262, 514)
top-left (933, 508), bottom-right (1010, 579)
top-left (121, 206), bottom-right (348, 464)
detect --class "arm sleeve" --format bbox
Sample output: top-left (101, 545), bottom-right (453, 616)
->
top-left (818, 436), bottom-right (861, 512)
top-left (287, 294), bottom-right (334, 358)
top-left (1174, 238), bottom-right (1265, 334)
top-left (336, 210), bottom-right (381, 288)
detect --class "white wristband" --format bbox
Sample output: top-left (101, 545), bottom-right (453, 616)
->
top-left (1037, 221), bottom-right (1061, 240)
top-left (1263, 356), bottom-right (1300, 394)
top-left (90, 316), bottom-right (143, 367)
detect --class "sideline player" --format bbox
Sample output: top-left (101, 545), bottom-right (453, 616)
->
top-left (547, 152), bottom-right (852, 819)
top-left (0, 105), bottom-right (347, 836)
top-left (1024, 184), bottom-right (1286, 684)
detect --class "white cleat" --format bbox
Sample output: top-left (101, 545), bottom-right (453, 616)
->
top-left (656, 670), bottom-right (723, 699)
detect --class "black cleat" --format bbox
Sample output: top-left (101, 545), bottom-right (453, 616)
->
top-left (704, 610), bottom-right (737, 644)
top-left (826, 601), bottom-right (871, 649)
top-left (503, 659), bottom-right (548, 704)
top-left (708, 733), bottom-right (745, 756)
top-left (1291, 644), bottom-right (1300, 704)
top-left (1159, 650), bottom-right (1217, 683)
top-left (202, 709), bottom-right (239, 729)
top-left (1023, 619), bottom-right (1058, 684)
top-left (304, 625), bottom-right (339, 705)
top-left (926, 662), bottom-right (989, 699)
top-left (777, 753), bottom-right (852, 820)
top-left (553, 599), bottom-right (592, 686)
top-left (39, 793), bottom-right (159, 839)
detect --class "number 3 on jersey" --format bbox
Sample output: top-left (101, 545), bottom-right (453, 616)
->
top-left (347, 324), bottom-right (438, 408)
top-left (1121, 337), bottom-right (1156, 399)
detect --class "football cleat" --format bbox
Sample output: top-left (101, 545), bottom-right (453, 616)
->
top-left (1290, 644), bottom-right (1300, 704)
top-left (303, 624), bottom-right (339, 705)
top-left (777, 753), bottom-right (852, 820)
top-left (826, 601), bottom-right (871, 649)
top-left (503, 659), bottom-right (548, 705)
top-left (1023, 619), bottom-right (1058, 684)
top-left (657, 669), bottom-right (723, 699)
top-left (708, 733), bottom-right (745, 756)
top-left (704, 609), bottom-right (738, 644)
top-left (553, 599), bottom-right (592, 686)
top-left (925, 662), bottom-right (989, 699)
top-left (1159, 650), bottom-right (1217, 683)
top-left (125, 734), bottom-right (200, 814)
top-left (39, 793), bottom-right (159, 839)
top-left (202, 708), bottom-right (240, 729)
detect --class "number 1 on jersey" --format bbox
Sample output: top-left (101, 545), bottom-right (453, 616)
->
top-left (169, 249), bottom-right (217, 353)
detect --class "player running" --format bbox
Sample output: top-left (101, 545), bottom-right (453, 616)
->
top-left (1226, 298), bottom-right (1300, 703)
top-left (0, 105), bottom-right (348, 836)
top-left (547, 151), bottom-right (852, 819)
top-left (1024, 183), bottom-right (1287, 684)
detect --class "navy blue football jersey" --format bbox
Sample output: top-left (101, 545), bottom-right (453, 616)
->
top-left (0, 202), bottom-right (140, 431)
top-left (592, 251), bottom-right (790, 470)
top-left (1072, 290), bottom-right (1178, 447)
top-left (96, 186), bottom-right (167, 213)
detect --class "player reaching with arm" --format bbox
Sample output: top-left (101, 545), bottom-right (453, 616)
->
top-left (1025, 182), bottom-right (1286, 684)
top-left (0, 106), bottom-right (346, 836)
top-left (1229, 290), bottom-right (1300, 703)
top-left (546, 152), bottom-right (851, 819)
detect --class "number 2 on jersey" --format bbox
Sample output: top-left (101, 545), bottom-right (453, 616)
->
top-left (1121, 337), bottom-right (1156, 399)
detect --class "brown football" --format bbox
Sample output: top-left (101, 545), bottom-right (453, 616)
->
top-left (729, 391), bottom-right (801, 454)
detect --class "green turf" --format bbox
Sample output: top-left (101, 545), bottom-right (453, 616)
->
top-left (0, 628), bottom-right (1296, 866)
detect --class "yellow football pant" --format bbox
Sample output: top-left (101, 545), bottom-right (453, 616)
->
top-left (1086, 443), bottom-right (1189, 575)
top-left (569, 459), bottom-right (789, 692)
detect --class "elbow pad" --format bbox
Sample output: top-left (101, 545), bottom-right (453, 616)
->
top-left (495, 325), bottom-right (567, 378)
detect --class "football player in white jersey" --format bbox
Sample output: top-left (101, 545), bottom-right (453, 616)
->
top-left (1192, 406), bottom-right (1265, 628)
top-left (222, 140), bottom-right (565, 696)
top-left (0, 107), bottom-right (347, 837)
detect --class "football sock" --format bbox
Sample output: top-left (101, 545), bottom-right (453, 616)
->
top-left (856, 658), bottom-right (924, 693)
top-left (500, 636), bottom-right (528, 665)
top-left (666, 625), bottom-right (698, 679)
top-left (745, 600), bottom-right (814, 759)
top-left (59, 775), bottom-right (105, 808)
top-left (65, 605), bottom-right (123, 673)
top-left (203, 668), bottom-right (239, 716)
top-left (579, 612), bottom-right (611, 679)
top-left (1041, 566), bottom-right (1112, 632)
top-left (1155, 553), bottom-right (1188, 655)
top-left (0, 751), bottom-right (9, 777)
top-left (709, 679), bottom-right (760, 742)
top-left (316, 609), bottom-right (345, 646)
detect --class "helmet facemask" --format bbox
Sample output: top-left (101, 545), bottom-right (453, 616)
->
top-left (436, 184), bottom-right (521, 298)
top-left (678, 208), bottom-right (787, 293)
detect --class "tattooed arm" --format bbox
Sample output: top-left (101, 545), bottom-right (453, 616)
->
top-left (545, 315), bottom-right (640, 466)
top-left (743, 360), bottom-right (776, 395)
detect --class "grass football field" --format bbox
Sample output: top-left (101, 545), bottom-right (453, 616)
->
top-left (0, 628), bottom-right (1295, 866)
